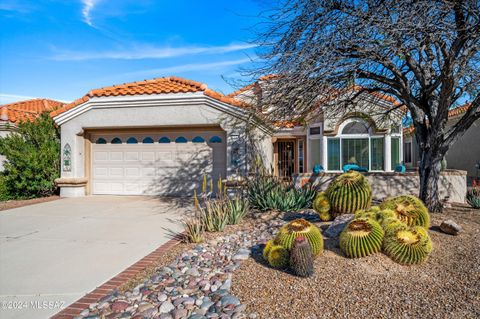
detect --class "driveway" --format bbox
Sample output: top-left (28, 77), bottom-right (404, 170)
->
top-left (0, 196), bottom-right (189, 319)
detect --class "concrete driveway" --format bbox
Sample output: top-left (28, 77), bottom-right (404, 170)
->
top-left (0, 196), bottom-right (189, 319)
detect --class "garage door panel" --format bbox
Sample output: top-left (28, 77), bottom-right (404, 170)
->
top-left (91, 131), bottom-right (226, 196)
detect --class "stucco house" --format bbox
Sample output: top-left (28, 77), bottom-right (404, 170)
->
top-left (52, 76), bottom-right (404, 197)
top-left (403, 103), bottom-right (480, 183)
top-left (0, 98), bottom-right (64, 170)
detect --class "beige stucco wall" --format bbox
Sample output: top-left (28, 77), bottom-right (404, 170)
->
top-left (445, 120), bottom-right (480, 180)
top-left (294, 170), bottom-right (467, 203)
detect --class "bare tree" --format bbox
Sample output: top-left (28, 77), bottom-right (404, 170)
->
top-left (247, 0), bottom-right (480, 212)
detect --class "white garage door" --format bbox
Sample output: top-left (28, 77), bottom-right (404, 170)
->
top-left (90, 130), bottom-right (226, 196)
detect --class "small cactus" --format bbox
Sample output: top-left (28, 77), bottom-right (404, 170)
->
top-left (290, 236), bottom-right (314, 277)
top-left (267, 245), bottom-right (290, 268)
top-left (263, 239), bottom-right (274, 260)
top-left (275, 219), bottom-right (324, 257)
top-left (313, 192), bottom-right (332, 221)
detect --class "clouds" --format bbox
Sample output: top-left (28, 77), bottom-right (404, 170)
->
top-left (51, 43), bottom-right (256, 61)
top-left (81, 0), bottom-right (98, 26)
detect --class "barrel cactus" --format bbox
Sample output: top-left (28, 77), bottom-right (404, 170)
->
top-left (381, 217), bottom-right (407, 234)
top-left (313, 192), bottom-right (332, 221)
top-left (274, 219), bottom-right (323, 256)
top-left (267, 244), bottom-right (290, 268)
top-left (380, 195), bottom-right (430, 228)
top-left (356, 207), bottom-right (397, 224)
top-left (263, 239), bottom-right (274, 260)
top-left (383, 225), bottom-right (432, 265)
top-left (290, 236), bottom-right (314, 277)
top-left (339, 217), bottom-right (384, 258)
top-left (326, 171), bottom-right (372, 216)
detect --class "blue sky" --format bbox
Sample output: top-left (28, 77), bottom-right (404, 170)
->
top-left (0, 0), bottom-right (265, 104)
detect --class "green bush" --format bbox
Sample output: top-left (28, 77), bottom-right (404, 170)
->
top-left (247, 174), bottom-right (316, 212)
top-left (0, 174), bottom-right (11, 201)
top-left (0, 113), bottom-right (60, 199)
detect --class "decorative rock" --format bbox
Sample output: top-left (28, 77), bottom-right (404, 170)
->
top-left (172, 308), bottom-right (188, 319)
top-left (158, 293), bottom-right (168, 302)
top-left (324, 214), bottom-right (355, 238)
top-left (111, 300), bottom-right (129, 312)
top-left (220, 295), bottom-right (240, 307)
top-left (210, 284), bottom-right (218, 292)
top-left (440, 219), bottom-right (462, 235)
top-left (159, 301), bottom-right (175, 314)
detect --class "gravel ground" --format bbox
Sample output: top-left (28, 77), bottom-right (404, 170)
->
top-left (0, 195), bottom-right (60, 211)
top-left (232, 205), bottom-right (480, 319)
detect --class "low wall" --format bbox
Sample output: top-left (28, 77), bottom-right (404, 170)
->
top-left (293, 169), bottom-right (467, 203)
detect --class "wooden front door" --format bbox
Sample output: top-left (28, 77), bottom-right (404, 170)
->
top-left (277, 140), bottom-right (296, 178)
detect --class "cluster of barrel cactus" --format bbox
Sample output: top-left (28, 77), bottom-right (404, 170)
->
top-left (262, 219), bottom-right (322, 276)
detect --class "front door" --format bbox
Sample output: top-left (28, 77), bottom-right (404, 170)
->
top-left (277, 140), bottom-right (295, 178)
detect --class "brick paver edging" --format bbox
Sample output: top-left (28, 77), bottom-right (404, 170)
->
top-left (51, 235), bottom-right (183, 319)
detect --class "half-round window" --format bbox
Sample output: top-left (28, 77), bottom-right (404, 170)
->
top-left (159, 137), bottom-right (171, 143)
top-left (142, 137), bottom-right (154, 144)
top-left (111, 137), bottom-right (122, 144)
top-left (341, 121), bottom-right (369, 134)
top-left (209, 136), bottom-right (222, 143)
top-left (192, 136), bottom-right (205, 143)
top-left (96, 138), bottom-right (107, 144)
top-left (175, 136), bottom-right (188, 143)
top-left (127, 137), bottom-right (138, 144)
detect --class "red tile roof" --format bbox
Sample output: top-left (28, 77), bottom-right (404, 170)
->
top-left (403, 103), bottom-right (473, 135)
top-left (0, 99), bottom-right (64, 124)
top-left (51, 76), bottom-right (248, 117)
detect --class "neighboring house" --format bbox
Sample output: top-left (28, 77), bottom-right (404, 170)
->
top-left (0, 98), bottom-right (64, 170)
top-left (52, 76), bottom-right (403, 197)
top-left (403, 104), bottom-right (480, 183)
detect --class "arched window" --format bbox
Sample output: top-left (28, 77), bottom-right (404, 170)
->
top-left (95, 138), bottom-right (107, 144)
top-left (175, 136), bottom-right (188, 143)
top-left (159, 137), bottom-right (171, 143)
top-left (209, 136), bottom-right (222, 143)
top-left (192, 136), bottom-right (205, 143)
top-left (126, 137), bottom-right (138, 144)
top-left (111, 137), bottom-right (122, 144)
top-left (341, 121), bottom-right (369, 134)
top-left (142, 137), bottom-right (154, 144)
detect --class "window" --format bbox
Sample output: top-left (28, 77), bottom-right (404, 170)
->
top-left (404, 141), bottom-right (412, 163)
top-left (342, 121), bottom-right (369, 134)
top-left (142, 137), bottom-right (154, 144)
top-left (309, 127), bottom-right (321, 135)
top-left (126, 137), bottom-right (138, 144)
top-left (298, 140), bottom-right (304, 173)
top-left (371, 138), bottom-right (384, 170)
top-left (95, 138), bottom-right (107, 144)
top-left (175, 136), bottom-right (188, 143)
top-left (159, 137), bottom-right (171, 143)
top-left (342, 138), bottom-right (369, 168)
top-left (391, 137), bottom-right (401, 168)
top-left (192, 136), bottom-right (205, 143)
top-left (327, 138), bottom-right (340, 170)
top-left (111, 137), bottom-right (122, 144)
top-left (209, 136), bottom-right (222, 143)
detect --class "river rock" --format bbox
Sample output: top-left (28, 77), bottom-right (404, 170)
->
top-left (324, 214), bottom-right (355, 238)
top-left (440, 219), bottom-right (462, 235)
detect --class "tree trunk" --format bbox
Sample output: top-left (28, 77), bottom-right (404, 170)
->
top-left (418, 149), bottom-right (444, 213)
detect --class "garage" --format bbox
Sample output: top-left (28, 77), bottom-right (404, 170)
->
top-left (89, 128), bottom-right (226, 196)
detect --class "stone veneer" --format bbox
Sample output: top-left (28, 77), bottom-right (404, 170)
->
top-left (293, 169), bottom-right (467, 203)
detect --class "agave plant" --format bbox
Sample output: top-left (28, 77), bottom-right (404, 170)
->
top-left (194, 190), bottom-right (229, 232)
top-left (225, 195), bottom-right (249, 225)
top-left (182, 217), bottom-right (205, 243)
top-left (466, 184), bottom-right (480, 209)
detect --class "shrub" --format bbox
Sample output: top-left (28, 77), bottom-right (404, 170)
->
top-left (0, 174), bottom-right (10, 201)
top-left (247, 174), bottom-right (316, 212)
top-left (466, 183), bottom-right (480, 209)
top-left (0, 113), bottom-right (60, 199)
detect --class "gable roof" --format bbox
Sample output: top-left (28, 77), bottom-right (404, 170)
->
top-left (403, 103), bottom-right (473, 135)
top-left (51, 76), bottom-right (248, 118)
top-left (0, 98), bottom-right (65, 125)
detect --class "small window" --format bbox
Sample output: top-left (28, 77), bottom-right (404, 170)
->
top-left (209, 136), bottom-right (222, 143)
top-left (111, 137), bottom-right (122, 144)
top-left (175, 136), bottom-right (188, 143)
top-left (309, 127), bottom-right (321, 135)
top-left (342, 121), bottom-right (369, 134)
top-left (142, 137), bottom-right (154, 144)
top-left (192, 136), bottom-right (205, 143)
top-left (96, 138), bottom-right (107, 144)
top-left (159, 137), bottom-right (171, 143)
top-left (127, 137), bottom-right (138, 144)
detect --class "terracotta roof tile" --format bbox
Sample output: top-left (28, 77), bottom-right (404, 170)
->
top-left (51, 76), bottom-right (248, 117)
top-left (0, 99), bottom-right (65, 125)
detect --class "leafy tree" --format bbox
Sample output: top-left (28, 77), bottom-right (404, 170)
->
top-left (249, 0), bottom-right (480, 212)
top-left (0, 112), bottom-right (60, 198)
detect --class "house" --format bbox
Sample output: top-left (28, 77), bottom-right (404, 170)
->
top-left (52, 76), bottom-right (404, 197)
top-left (0, 98), bottom-right (64, 170)
top-left (403, 103), bottom-right (480, 183)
